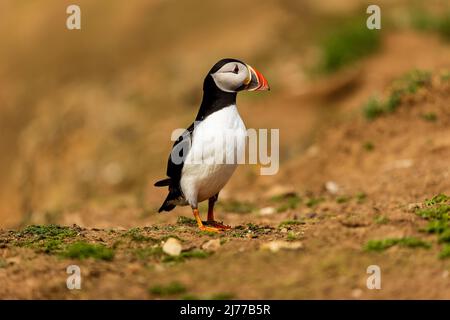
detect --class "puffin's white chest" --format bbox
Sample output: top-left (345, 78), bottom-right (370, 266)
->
top-left (180, 105), bottom-right (246, 207)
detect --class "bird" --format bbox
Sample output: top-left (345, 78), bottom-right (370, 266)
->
top-left (154, 58), bottom-right (269, 232)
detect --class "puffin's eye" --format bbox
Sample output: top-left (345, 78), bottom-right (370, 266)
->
top-left (233, 65), bottom-right (239, 74)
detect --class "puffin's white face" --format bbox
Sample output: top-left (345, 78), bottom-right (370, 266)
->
top-left (210, 61), bottom-right (269, 93)
top-left (210, 62), bottom-right (250, 92)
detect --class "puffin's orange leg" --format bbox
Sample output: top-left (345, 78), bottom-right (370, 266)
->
top-left (206, 196), bottom-right (231, 230)
top-left (192, 208), bottom-right (221, 233)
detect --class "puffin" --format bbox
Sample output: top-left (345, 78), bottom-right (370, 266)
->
top-left (154, 58), bottom-right (269, 232)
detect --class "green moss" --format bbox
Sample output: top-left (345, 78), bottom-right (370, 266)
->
top-left (16, 225), bottom-right (77, 239)
top-left (286, 231), bottom-right (298, 241)
top-left (209, 292), bottom-right (235, 300)
top-left (421, 112), bottom-right (437, 122)
top-left (336, 196), bottom-right (351, 204)
top-left (318, 18), bottom-right (381, 74)
top-left (278, 220), bottom-right (305, 228)
top-left (363, 97), bottom-right (385, 120)
top-left (363, 141), bottom-right (375, 151)
top-left (362, 70), bottom-right (431, 120)
top-left (364, 237), bottom-right (430, 252)
top-left (441, 70), bottom-right (450, 82)
top-left (177, 216), bottom-right (197, 226)
top-left (439, 244), bottom-right (450, 259)
top-left (149, 281), bottom-right (187, 296)
top-left (356, 192), bottom-right (367, 203)
top-left (61, 241), bottom-right (114, 261)
top-left (412, 10), bottom-right (450, 41)
top-left (14, 224), bottom-right (78, 253)
top-left (424, 219), bottom-right (449, 234)
top-left (306, 197), bottom-right (324, 208)
top-left (163, 249), bottom-right (211, 263)
top-left (272, 193), bottom-right (302, 212)
top-left (374, 215), bottom-right (389, 225)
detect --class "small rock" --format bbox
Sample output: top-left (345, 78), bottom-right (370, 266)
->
top-left (280, 228), bottom-right (288, 234)
top-left (162, 238), bottom-right (182, 256)
top-left (325, 181), bottom-right (340, 194)
top-left (265, 185), bottom-right (296, 198)
top-left (442, 270), bottom-right (449, 279)
top-left (202, 239), bottom-right (221, 252)
top-left (261, 240), bottom-right (303, 253)
top-left (259, 207), bottom-right (276, 216)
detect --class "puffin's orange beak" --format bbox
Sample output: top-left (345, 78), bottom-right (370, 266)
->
top-left (245, 65), bottom-right (270, 91)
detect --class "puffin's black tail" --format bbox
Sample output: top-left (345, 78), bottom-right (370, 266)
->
top-left (155, 178), bottom-right (183, 213)
top-left (154, 178), bottom-right (171, 187)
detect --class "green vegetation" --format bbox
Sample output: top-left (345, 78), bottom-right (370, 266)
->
top-left (364, 237), bottom-right (430, 252)
top-left (411, 10), bottom-right (450, 41)
top-left (210, 292), bottom-right (235, 300)
top-left (306, 197), bottom-right (324, 208)
top-left (363, 70), bottom-right (431, 120)
top-left (61, 241), bottom-right (114, 261)
top-left (181, 292), bottom-right (235, 300)
top-left (439, 244), bottom-right (450, 259)
top-left (14, 224), bottom-right (78, 253)
top-left (163, 249), bottom-right (210, 263)
top-left (177, 216), bottom-right (197, 226)
top-left (279, 220), bottom-right (305, 229)
top-left (441, 70), bottom-right (450, 82)
top-left (356, 192), bottom-right (367, 203)
top-left (0, 258), bottom-right (7, 268)
top-left (415, 194), bottom-right (450, 258)
top-left (336, 196), bottom-right (351, 204)
top-left (363, 141), bottom-right (375, 151)
top-left (271, 193), bottom-right (302, 212)
top-left (374, 215), bottom-right (389, 225)
top-left (421, 112), bottom-right (437, 122)
top-left (286, 231), bottom-right (298, 241)
top-left (149, 281), bottom-right (187, 296)
top-left (318, 18), bottom-right (381, 74)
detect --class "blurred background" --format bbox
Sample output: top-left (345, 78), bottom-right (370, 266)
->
top-left (0, 0), bottom-right (449, 228)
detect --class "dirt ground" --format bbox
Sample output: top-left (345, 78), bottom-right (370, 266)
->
top-left (1, 2), bottom-right (450, 299)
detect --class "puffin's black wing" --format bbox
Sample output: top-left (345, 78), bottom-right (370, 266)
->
top-left (165, 122), bottom-right (194, 183)
top-left (154, 122), bottom-right (195, 212)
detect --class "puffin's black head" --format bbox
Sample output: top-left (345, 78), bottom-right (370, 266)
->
top-left (205, 58), bottom-right (270, 93)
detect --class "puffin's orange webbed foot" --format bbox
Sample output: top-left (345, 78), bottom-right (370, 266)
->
top-left (198, 225), bottom-right (222, 233)
top-left (205, 221), bottom-right (231, 230)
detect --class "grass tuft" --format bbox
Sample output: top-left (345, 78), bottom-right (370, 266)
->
top-left (61, 241), bottom-right (114, 261)
top-left (318, 18), bottom-right (381, 74)
top-left (149, 281), bottom-right (187, 296)
top-left (362, 70), bottom-right (431, 120)
top-left (364, 237), bottom-right (430, 252)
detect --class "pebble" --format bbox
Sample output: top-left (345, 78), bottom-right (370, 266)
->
top-left (259, 207), bottom-right (276, 216)
top-left (261, 241), bottom-right (303, 253)
top-left (325, 181), bottom-right (340, 194)
top-left (162, 238), bottom-right (182, 256)
top-left (202, 239), bottom-right (221, 252)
